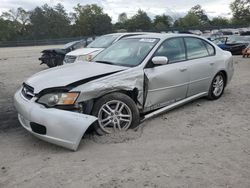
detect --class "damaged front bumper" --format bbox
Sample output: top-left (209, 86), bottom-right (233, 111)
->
top-left (14, 89), bottom-right (97, 151)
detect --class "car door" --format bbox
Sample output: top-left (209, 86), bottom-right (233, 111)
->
top-left (144, 37), bottom-right (189, 111)
top-left (184, 37), bottom-right (216, 97)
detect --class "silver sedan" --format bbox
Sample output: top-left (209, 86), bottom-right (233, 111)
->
top-left (14, 34), bottom-right (234, 150)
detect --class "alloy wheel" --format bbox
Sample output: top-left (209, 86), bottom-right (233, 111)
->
top-left (212, 74), bottom-right (224, 97)
top-left (97, 100), bottom-right (133, 134)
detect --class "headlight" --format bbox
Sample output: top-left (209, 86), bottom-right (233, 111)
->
top-left (77, 55), bottom-right (87, 62)
top-left (77, 54), bottom-right (92, 62)
top-left (37, 92), bottom-right (79, 107)
top-left (85, 54), bottom-right (93, 61)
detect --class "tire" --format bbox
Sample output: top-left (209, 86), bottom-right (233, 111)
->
top-left (207, 72), bottom-right (226, 100)
top-left (91, 92), bottom-right (140, 135)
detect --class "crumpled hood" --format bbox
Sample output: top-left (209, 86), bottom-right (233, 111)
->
top-left (66, 48), bottom-right (104, 56)
top-left (25, 62), bottom-right (128, 94)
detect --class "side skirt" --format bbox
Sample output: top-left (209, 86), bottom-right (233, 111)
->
top-left (141, 92), bottom-right (207, 122)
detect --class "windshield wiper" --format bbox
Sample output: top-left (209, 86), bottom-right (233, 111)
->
top-left (95, 60), bottom-right (115, 65)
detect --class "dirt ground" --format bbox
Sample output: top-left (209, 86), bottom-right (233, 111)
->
top-left (0, 45), bottom-right (250, 188)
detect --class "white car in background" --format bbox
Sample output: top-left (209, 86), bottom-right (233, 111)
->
top-left (63, 32), bottom-right (152, 64)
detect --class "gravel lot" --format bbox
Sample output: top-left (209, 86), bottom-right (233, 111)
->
top-left (0, 45), bottom-right (250, 188)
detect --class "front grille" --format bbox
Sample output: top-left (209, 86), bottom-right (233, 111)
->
top-left (64, 55), bottom-right (77, 64)
top-left (21, 83), bottom-right (35, 100)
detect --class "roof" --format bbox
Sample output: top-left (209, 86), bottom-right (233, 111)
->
top-left (126, 33), bottom-right (209, 40)
top-left (103, 32), bottom-right (158, 37)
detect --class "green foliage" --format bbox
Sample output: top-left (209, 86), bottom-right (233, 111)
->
top-left (118, 13), bottom-right (128, 23)
top-left (127, 10), bottom-right (152, 31)
top-left (174, 12), bottom-right (201, 28)
top-left (29, 7), bottom-right (48, 39)
top-left (0, 18), bottom-right (17, 41)
top-left (114, 10), bottom-right (153, 32)
top-left (153, 14), bottom-right (173, 31)
top-left (73, 4), bottom-right (112, 36)
top-left (230, 0), bottom-right (250, 25)
top-left (29, 3), bottom-right (71, 39)
top-left (210, 17), bottom-right (230, 26)
top-left (1, 7), bottom-right (30, 38)
top-left (189, 5), bottom-right (210, 25)
top-left (1, 7), bottom-right (30, 25)
top-left (174, 5), bottom-right (211, 28)
top-left (0, 2), bottom-right (249, 42)
top-left (0, 3), bottom-right (113, 41)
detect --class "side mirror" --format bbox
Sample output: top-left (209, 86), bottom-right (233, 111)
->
top-left (152, 56), bottom-right (169, 65)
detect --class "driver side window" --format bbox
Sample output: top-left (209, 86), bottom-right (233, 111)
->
top-left (154, 38), bottom-right (186, 63)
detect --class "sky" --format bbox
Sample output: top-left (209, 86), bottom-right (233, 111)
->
top-left (0, 0), bottom-right (233, 22)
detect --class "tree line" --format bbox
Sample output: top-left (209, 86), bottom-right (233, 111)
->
top-left (0, 0), bottom-right (249, 42)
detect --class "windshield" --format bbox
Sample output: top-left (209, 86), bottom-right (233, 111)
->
top-left (63, 41), bottom-right (78, 49)
top-left (93, 38), bottom-right (159, 67)
top-left (87, 34), bottom-right (120, 48)
top-left (212, 37), bottom-right (227, 45)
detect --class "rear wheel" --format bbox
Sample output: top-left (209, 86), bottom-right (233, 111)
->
top-left (91, 92), bottom-right (140, 135)
top-left (207, 72), bottom-right (226, 100)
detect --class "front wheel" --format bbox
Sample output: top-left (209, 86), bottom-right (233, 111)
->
top-left (207, 72), bottom-right (226, 100)
top-left (91, 92), bottom-right (140, 135)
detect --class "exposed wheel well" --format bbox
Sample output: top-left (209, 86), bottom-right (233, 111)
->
top-left (121, 89), bottom-right (139, 103)
top-left (101, 89), bottom-right (139, 103)
top-left (98, 89), bottom-right (139, 105)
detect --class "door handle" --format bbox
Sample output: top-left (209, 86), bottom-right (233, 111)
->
top-left (210, 62), bottom-right (215, 66)
top-left (179, 68), bottom-right (187, 72)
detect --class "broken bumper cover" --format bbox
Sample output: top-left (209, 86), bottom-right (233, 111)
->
top-left (14, 89), bottom-right (97, 151)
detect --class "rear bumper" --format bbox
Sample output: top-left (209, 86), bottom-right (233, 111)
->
top-left (14, 89), bottom-right (97, 151)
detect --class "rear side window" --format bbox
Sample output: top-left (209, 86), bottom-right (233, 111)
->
top-left (203, 41), bottom-right (215, 56)
top-left (154, 38), bottom-right (186, 63)
top-left (185, 37), bottom-right (209, 59)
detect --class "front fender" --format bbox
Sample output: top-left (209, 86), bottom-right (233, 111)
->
top-left (73, 69), bottom-right (145, 108)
